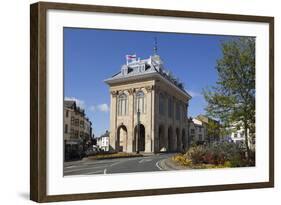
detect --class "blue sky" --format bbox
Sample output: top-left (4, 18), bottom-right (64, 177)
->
top-left (64, 27), bottom-right (238, 137)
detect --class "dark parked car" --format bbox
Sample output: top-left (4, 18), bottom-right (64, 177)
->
top-left (85, 146), bottom-right (99, 156)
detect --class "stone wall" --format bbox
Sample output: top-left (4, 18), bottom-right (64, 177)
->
top-left (108, 77), bottom-right (190, 153)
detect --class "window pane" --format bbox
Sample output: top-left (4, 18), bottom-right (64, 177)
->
top-left (159, 94), bottom-right (165, 115)
top-left (136, 91), bottom-right (145, 114)
top-left (118, 94), bottom-right (128, 116)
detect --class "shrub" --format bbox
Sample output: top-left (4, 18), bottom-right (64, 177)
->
top-left (182, 141), bottom-right (248, 167)
top-left (186, 145), bottom-right (206, 164)
top-left (229, 154), bottom-right (245, 167)
top-left (248, 150), bottom-right (256, 166)
top-left (172, 154), bottom-right (192, 166)
top-left (171, 141), bottom-right (253, 168)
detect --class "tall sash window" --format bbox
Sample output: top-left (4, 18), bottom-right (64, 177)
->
top-left (118, 93), bottom-right (127, 116)
top-left (135, 91), bottom-right (145, 114)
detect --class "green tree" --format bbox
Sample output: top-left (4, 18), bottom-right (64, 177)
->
top-left (203, 37), bottom-right (255, 159)
top-left (206, 120), bottom-right (220, 143)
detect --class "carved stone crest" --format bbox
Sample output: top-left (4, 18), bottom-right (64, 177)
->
top-left (110, 90), bottom-right (118, 97)
top-left (145, 85), bottom-right (154, 93)
top-left (127, 88), bottom-right (134, 95)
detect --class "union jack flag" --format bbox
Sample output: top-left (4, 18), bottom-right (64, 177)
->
top-left (126, 54), bottom-right (137, 60)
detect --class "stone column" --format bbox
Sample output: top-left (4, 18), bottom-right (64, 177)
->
top-left (164, 125), bottom-right (169, 151)
top-left (127, 88), bottom-right (134, 152)
top-left (154, 86), bottom-right (161, 152)
top-left (144, 85), bottom-right (154, 153)
top-left (109, 90), bottom-right (118, 151)
top-left (186, 101), bottom-right (190, 149)
top-left (163, 91), bottom-right (169, 151)
top-left (151, 86), bottom-right (155, 153)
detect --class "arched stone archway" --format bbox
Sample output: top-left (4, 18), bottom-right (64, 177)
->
top-left (182, 129), bottom-right (186, 151)
top-left (117, 125), bottom-right (127, 152)
top-left (168, 126), bottom-right (173, 152)
top-left (134, 124), bottom-right (145, 152)
top-left (176, 128), bottom-right (181, 151)
top-left (158, 125), bottom-right (165, 152)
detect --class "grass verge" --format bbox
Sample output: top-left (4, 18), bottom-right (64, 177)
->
top-left (87, 152), bottom-right (143, 160)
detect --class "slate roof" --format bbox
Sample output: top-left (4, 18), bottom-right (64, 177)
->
top-left (105, 54), bottom-right (187, 93)
top-left (64, 100), bottom-right (76, 109)
top-left (64, 100), bottom-right (85, 115)
top-left (97, 130), bottom-right (110, 139)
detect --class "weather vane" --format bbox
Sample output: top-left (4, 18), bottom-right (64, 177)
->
top-left (153, 37), bottom-right (158, 55)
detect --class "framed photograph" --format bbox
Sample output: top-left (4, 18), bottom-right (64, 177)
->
top-left (30, 1), bottom-right (274, 202)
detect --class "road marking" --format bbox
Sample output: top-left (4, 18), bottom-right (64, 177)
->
top-left (156, 159), bottom-right (164, 171)
top-left (64, 165), bottom-right (76, 169)
top-left (139, 159), bottom-right (153, 163)
top-left (64, 165), bottom-right (108, 173)
top-left (104, 169), bottom-right (107, 174)
top-left (83, 170), bottom-right (104, 175)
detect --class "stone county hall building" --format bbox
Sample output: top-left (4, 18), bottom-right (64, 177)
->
top-left (105, 52), bottom-right (192, 153)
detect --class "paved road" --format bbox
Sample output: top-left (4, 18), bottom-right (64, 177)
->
top-left (64, 153), bottom-right (176, 176)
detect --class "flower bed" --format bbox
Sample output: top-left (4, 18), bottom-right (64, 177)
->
top-left (172, 142), bottom-right (254, 169)
top-left (87, 152), bottom-right (143, 160)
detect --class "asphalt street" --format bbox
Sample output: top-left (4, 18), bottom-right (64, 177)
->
top-left (64, 153), bottom-right (176, 176)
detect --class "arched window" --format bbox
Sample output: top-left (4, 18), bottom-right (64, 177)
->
top-left (118, 93), bottom-right (127, 116)
top-left (176, 102), bottom-right (180, 120)
top-left (135, 91), bottom-right (145, 113)
top-left (159, 93), bottom-right (165, 115)
top-left (168, 97), bottom-right (173, 118)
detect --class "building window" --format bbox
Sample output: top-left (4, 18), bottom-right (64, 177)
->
top-left (199, 134), bottom-right (202, 141)
top-left (66, 110), bottom-right (69, 118)
top-left (176, 102), bottom-right (180, 120)
top-left (159, 93), bottom-right (165, 115)
top-left (234, 133), bottom-right (238, 138)
top-left (118, 93), bottom-right (128, 116)
top-left (80, 120), bottom-right (84, 128)
top-left (182, 104), bottom-right (186, 120)
top-left (74, 130), bottom-right (78, 137)
top-left (135, 91), bottom-right (145, 114)
top-left (64, 124), bottom-right (68, 133)
top-left (168, 97), bottom-right (173, 118)
top-left (191, 129), bottom-right (195, 134)
top-left (71, 117), bottom-right (75, 125)
top-left (75, 119), bottom-right (79, 126)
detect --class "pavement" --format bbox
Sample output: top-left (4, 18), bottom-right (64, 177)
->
top-left (64, 153), bottom-right (182, 176)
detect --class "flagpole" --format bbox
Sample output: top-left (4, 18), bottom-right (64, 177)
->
top-left (126, 55), bottom-right (128, 65)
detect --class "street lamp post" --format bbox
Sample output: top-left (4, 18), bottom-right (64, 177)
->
top-left (136, 108), bottom-right (140, 154)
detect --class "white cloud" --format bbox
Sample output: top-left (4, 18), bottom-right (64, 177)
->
top-left (65, 97), bottom-right (85, 108)
top-left (97, 104), bottom-right (110, 112)
top-left (186, 90), bottom-right (202, 98)
top-left (89, 105), bottom-right (95, 112)
top-left (90, 103), bottom-right (110, 113)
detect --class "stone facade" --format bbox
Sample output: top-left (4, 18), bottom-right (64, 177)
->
top-left (188, 118), bottom-right (207, 144)
top-left (105, 54), bottom-right (191, 153)
top-left (64, 100), bottom-right (92, 160)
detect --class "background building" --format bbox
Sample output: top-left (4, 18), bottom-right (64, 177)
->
top-left (188, 117), bottom-right (207, 144)
top-left (227, 123), bottom-right (255, 150)
top-left (230, 128), bottom-right (245, 144)
top-left (96, 130), bottom-right (110, 151)
top-left (105, 52), bottom-right (191, 153)
top-left (64, 100), bottom-right (92, 160)
top-left (196, 115), bottom-right (220, 142)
